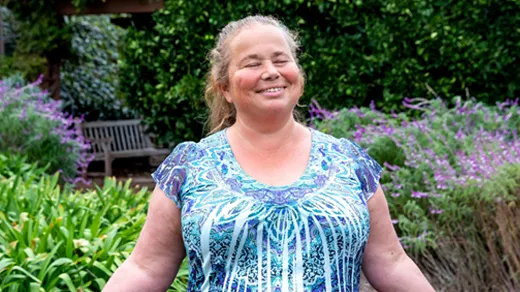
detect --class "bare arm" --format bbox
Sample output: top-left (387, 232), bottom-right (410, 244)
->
top-left (362, 186), bottom-right (435, 292)
top-left (103, 186), bottom-right (186, 292)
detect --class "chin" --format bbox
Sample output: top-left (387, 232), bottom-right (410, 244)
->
top-left (259, 100), bottom-right (297, 115)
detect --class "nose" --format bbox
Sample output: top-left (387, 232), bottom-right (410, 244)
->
top-left (260, 61), bottom-right (280, 80)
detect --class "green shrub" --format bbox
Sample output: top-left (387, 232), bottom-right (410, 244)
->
top-left (0, 173), bottom-right (146, 291)
top-left (61, 15), bottom-right (136, 121)
top-left (313, 97), bottom-right (520, 288)
top-left (0, 159), bottom-right (189, 291)
top-left (120, 0), bottom-right (520, 143)
top-left (313, 96), bottom-right (520, 252)
top-left (0, 54), bottom-right (47, 82)
top-left (0, 8), bottom-right (48, 81)
top-left (0, 154), bottom-right (47, 181)
top-left (0, 75), bottom-right (91, 181)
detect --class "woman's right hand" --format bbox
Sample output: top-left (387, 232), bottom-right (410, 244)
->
top-left (103, 186), bottom-right (186, 292)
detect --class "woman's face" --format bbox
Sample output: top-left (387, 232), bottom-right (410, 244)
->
top-left (223, 24), bottom-right (303, 121)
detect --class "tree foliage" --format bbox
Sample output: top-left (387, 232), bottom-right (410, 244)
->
top-left (0, 6), bottom-right (47, 80)
top-left (120, 0), bottom-right (520, 143)
top-left (4, 1), bottom-right (108, 98)
top-left (61, 15), bottom-right (135, 121)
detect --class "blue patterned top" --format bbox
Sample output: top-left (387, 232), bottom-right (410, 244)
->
top-left (152, 128), bottom-right (382, 292)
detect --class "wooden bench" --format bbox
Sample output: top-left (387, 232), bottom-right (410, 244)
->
top-left (81, 119), bottom-right (171, 176)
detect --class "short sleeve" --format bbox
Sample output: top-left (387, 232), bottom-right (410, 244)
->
top-left (151, 142), bottom-right (194, 208)
top-left (342, 139), bottom-right (383, 202)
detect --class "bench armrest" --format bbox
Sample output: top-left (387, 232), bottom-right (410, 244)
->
top-left (89, 137), bottom-right (113, 153)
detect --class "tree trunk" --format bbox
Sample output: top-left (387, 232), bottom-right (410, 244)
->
top-left (43, 55), bottom-right (61, 100)
top-left (41, 13), bottom-right (65, 100)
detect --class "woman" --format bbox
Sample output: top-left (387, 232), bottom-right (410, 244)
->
top-left (104, 16), bottom-right (434, 291)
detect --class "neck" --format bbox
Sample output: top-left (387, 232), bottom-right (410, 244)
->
top-left (229, 113), bottom-right (304, 152)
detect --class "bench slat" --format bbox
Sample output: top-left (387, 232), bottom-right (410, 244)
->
top-left (96, 127), bottom-right (103, 149)
top-left (123, 126), bottom-right (130, 150)
top-left (84, 127), bottom-right (92, 152)
top-left (126, 125), bottom-right (134, 150)
top-left (126, 125), bottom-right (136, 150)
top-left (131, 124), bottom-right (142, 149)
top-left (103, 127), bottom-right (113, 151)
top-left (112, 126), bottom-right (122, 152)
top-left (80, 119), bottom-right (172, 176)
top-left (92, 127), bottom-right (100, 153)
top-left (84, 127), bottom-right (93, 153)
top-left (118, 126), bottom-right (127, 151)
top-left (106, 126), bottom-right (115, 151)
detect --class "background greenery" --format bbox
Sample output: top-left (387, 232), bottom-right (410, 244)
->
top-left (0, 75), bottom-right (91, 181)
top-left (120, 0), bottom-right (520, 143)
top-left (312, 96), bottom-right (520, 290)
top-left (0, 6), bottom-right (47, 81)
top-left (0, 153), bottom-right (189, 291)
top-left (2, 3), bottom-right (133, 122)
top-left (61, 15), bottom-right (136, 121)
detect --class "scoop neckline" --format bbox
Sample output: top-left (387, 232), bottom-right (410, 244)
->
top-left (221, 127), bottom-right (316, 190)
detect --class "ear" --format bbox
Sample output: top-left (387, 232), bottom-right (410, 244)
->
top-left (220, 83), bottom-right (233, 103)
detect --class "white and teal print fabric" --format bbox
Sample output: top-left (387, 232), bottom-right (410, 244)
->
top-left (152, 128), bottom-right (382, 292)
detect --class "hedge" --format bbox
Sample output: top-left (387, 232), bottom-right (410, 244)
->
top-left (119, 0), bottom-right (520, 143)
top-left (61, 15), bottom-right (136, 121)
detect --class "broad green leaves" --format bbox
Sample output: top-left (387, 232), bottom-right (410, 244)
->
top-left (0, 155), bottom-right (189, 291)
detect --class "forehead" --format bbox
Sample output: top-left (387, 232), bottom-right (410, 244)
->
top-left (228, 24), bottom-right (292, 60)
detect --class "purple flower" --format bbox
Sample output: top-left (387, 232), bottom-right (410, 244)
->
top-left (384, 162), bottom-right (401, 171)
top-left (417, 231), bottom-right (428, 240)
top-left (370, 100), bottom-right (376, 111)
top-left (429, 208), bottom-right (444, 214)
top-left (411, 191), bottom-right (429, 198)
top-left (19, 108), bottom-right (27, 120)
top-left (455, 127), bottom-right (464, 140)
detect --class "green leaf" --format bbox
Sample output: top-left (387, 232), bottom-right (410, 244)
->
top-left (37, 241), bottom-right (63, 280)
top-left (93, 261), bottom-right (113, 277)
top-left (58, 273), bottom-right (77, 292)
top-left (11, 266), bottom-right (41, 283)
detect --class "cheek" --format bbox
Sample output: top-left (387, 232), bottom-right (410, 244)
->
top-left (232, 70), bottom-right (259, 93)
top-left (282, 64), bottom-right (303, 87)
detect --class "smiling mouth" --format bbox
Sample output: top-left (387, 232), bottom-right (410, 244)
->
top-left (256, 86), bottom-right (287, 93)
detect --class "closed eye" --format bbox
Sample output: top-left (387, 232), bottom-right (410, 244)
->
top-left (245, 62), bottom-right (261, 68)
top-left (274, 60), bottom-right (289, 64)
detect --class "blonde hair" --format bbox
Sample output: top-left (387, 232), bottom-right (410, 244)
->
top-left (204, 15), bottom-right (305, 134)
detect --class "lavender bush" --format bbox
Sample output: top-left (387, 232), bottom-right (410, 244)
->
top-left (0, 74), bottom-right (92, 183)
top-left (311, 96), bottom-right (520, 252)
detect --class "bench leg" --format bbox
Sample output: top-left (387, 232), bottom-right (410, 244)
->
top-left (104, 155), bottom-right (114, 177)
top-left (100, 142), bottom-right (113, 177)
